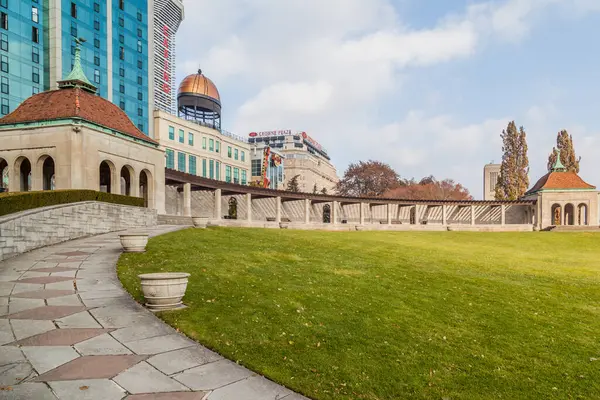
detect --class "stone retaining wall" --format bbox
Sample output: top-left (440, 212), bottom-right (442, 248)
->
top-left (0, 201), bottom-right (157, 261)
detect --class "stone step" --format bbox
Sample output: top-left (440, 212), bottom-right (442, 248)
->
top-left (549, 225), bottom-right (600, 232)
top-left (157, 215), bottom-right (193, 226)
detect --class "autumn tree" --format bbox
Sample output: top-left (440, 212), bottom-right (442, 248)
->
top-left (547, 130), bottom-right (580, 172)
top-left (286, 175), bottom-right (300, 192)
top-left (384, 178), bottom-right (472, 200)
top-left (495, 121), bottom-right (529, 200)
top-left (336, 160), bottom-right (402, 197)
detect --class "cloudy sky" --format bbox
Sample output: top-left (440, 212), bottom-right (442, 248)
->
top-left (175, 0), bottom-right (600, 199)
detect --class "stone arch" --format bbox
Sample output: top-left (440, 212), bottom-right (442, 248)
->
top-left (551, 203), bottom-right (562, 226)
top-left (36, 155), bottom-right (56, 191)
top-left (15, 156), bottom-right (32, 192)
top-left (564, 203), bottom-right (575, 226)
top-left (120, 165), bottom-right (135, 196)
top-left (577, 203), bottom-right (588, 226)
top-left (0, 157), bottom-right (8, 192)
top-left (99, 160), bottom-right (116, 193)
top-left (228, 197), bottom-right (238, 219)
top-left (323, 204), bottom-right (331, 223)
top-left (139, 169), bottom-right (153, 208)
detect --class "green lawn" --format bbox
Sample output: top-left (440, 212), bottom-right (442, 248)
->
top-left (117, 228), bottom-right (600, 400)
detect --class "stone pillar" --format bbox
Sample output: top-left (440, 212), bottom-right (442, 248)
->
top-left (442, 205), bottom-right (447, 225)
top-left (276, 196), bottom-right (281, 223)
top-left (246, 193), bottom-right (252, 222)
top-left (304, 199), bottom-right (310, 224)
top-left (332, 201), bottom-right (338, 224)
top-left (470, 205), bottom-right (475, 226)
top-left (214, 189), bottom-right (222, 219)
top-left (359, 202), bottom-right (365, 225)
top-left (500, 204), bottom-right (506, 226)
top-left (183, 183), bottom-right (191, 217)
top-left (386, 203), bottom-right (392, 225)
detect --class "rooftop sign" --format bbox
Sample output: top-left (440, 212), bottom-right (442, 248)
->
top-left (249, 130), bottom-right (292, 137)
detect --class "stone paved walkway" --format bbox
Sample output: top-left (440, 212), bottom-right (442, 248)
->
top-left (0, 226), bottom-right (308, 400)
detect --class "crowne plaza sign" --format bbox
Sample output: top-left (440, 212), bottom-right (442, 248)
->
top-left (248, 130), bottom-right (292, 137)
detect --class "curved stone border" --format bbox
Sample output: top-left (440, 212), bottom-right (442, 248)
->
top-left (0, 226), bottom-right (308, 399)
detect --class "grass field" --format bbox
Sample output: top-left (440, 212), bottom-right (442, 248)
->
top-left (117, 228), bottom-right (600, 400)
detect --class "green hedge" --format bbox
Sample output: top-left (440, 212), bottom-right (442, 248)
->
top-left (0, 190), bottom-right (145, 217)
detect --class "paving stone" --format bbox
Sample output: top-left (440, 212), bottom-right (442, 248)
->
top-left (173, 360), bottom-right (254, 391)
top-left (126, 334), bottom-right (196, 355)
top-left (208, 376), bottom-right (294, 400)
top-left (6, 305), bottom-right (86, 320)
top-left (49, 378), bottom-right (126, 400)
top-left (0, 297), bottom-right (7, 305)
top-left (0, 362), bottom-right (37, 386)
top-left (19, 271), bottom-right (50, 279)
top-left (92, 312), bottom-right (158, 329)
top-left (113, 361), bottom-right (189, 394)
top-left (22, 346), bottom-right (80, 374)
top-left (45, 280), bottom-right (78, 291)
top-left (0, 345), bottom-right (26, 364)
top-left (81, 296), bottom-right (134, 309)
top-left (0, 305), bottom-right (8, 317)
top-left (110, 323), bottom-right (174, 344)
top-left (54, 251), bottom-right (91, 257)
top-left (10, 320), bottom-right (56, 340)
top-left (9, 328), bottom-right (113, 347)
top-left (30, 267), bottom-right (79, 273)
top-left (79, 290), bottom-right (127, 300)
top-left (75, 333), bottom-right (132, 356)
top-left (147, 347), bottom-right (223, 375)
top-left (126, 392), bottom-right (207, 400)
top-left (8, 298), bottom-right (46, 314)
top-left (13, 276), bottom-right (75, 285)
top-left (33, 355), bottom-right (146, 382)
top-left (56, 311), bottom-right (102, 329)
top-left (11, 289), bottom-right (75, 299)
top-left (0, 319), bottom-right (14, 345)
top-left (11, 283), bottom-right (44, 294)
top-left (0, 283), bottom-right (15, 297)
top-left (47, 294), bottom-right (83, 306)
top-left (0, 382), bottom-right (57, 399)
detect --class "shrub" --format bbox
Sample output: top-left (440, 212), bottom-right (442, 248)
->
top-left (0, 189), bottom-right (145, 217)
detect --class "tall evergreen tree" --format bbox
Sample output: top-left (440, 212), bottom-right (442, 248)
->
top-left (286, 175), bottom-right (300, 192)
top-left (547, 130), bottom-right (580, 173)
top-left (495, 121), bottom-right (530, 200)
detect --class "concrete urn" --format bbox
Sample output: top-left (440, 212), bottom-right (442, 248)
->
top-left (138, 272), bottom-right (190, 311)
top-left (355, 225), bottom-right (365, 231)
top-left (192, 217), bottom-right (209, 228)
top-left (279, 222), bottom-right (289, 229)
top-left (119, 234), bottom-right (149, 253)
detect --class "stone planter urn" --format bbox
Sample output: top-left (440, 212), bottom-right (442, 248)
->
top-left (119, 233), bottom-right (149, 253)
top-left (355, 225), bottom-right (365, 231)
top-left (192, 217), bottom-right (209, 228)
top-left (279, 222), bottom-right (289, 229)
top-left (138, 272), bottom-right (190, 311)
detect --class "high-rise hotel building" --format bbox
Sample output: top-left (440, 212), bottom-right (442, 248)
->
top-left (0, 0), bottom-right (183, 136)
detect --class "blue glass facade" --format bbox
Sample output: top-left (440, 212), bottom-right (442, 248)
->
top-left (0, 0), bottom-right (149, 135)
top-left (0, 0), bottom-right (44, 116)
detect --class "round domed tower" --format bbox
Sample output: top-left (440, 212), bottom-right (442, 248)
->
top-left (177, 69), bottom-right (221, 129)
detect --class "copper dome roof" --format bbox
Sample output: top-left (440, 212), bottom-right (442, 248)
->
top-left (178, 70), bottom-right (220, 104)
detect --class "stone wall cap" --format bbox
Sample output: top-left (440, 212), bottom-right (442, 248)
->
top-left (138, 273), bottom-right (190, 280)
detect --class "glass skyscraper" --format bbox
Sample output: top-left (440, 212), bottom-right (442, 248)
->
top-left (1, 0), bottom-right (152, 135)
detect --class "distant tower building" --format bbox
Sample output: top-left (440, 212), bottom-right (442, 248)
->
top-left (151, 0), bottom-right (184, 115)
top-left (483, 163), bottom-right (501, 200)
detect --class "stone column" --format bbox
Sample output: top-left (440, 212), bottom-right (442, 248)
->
top-left (470, 205), bottom-right (475, 226)
top-left (246, 193), bottom-right (252, 222)
top-left (304, 199), bottom-right (311, 224)
top-left (359, 202), bottom-right (365, 225)
top-left (183, 183), bottom-right (191, 217)
top-left (214, 189), bottom-right (222, 219)
top-left (442, 205), bottom-right (447, 225)
top-left (387, 203), bottom-right (392, 225)
top-left (276, 196), bottom-right (282, 223)
top-left (332, 201), bottom-right (338, 224)
top-left (500, 204), bottom-right (506, 226)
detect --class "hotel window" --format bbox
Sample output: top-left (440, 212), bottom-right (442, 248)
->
top-left (241, 170), bottom-right (247, 185)
top-left (0, 55), bottom-right (7, 73)
top-left (94, 17), bottom-right (100, 31)
top-left (32, 67), bottom-right (39, 83)
top-left (119, 0), bottom-right (124, 10)
top-left (137, 107), bottom-right (143, 117)
top-left (93, 2), bottom-right (100, 13)
top-left (32, 27), bottom-right (39, 43)
top-left (137, 28), bottom-right (142, 38)
top-left (119, 47), bottom-right (124, 60)
top-left (1, 98), bottom-right (8, 115)
top-left (119, 82), bottom-right (125, 93)
top-left (32, 6), bottom-right (39, 22)
top-left (70, 21), bottom-right (77, 37)
top-left (137, 122), bottom-right (144, 132)
top-left (70, 2), bottom-right (76, 18)
top-left (94, 37), bottom-right (100, 48)
top-left (0, 34), bottom-right (7, 51)
top-left (233, 168), bottom-right (240, 184)
top-left (137, 11), bottom-right (142, 21)
top-left (202, 137), bottom-right (206, 150)
top-left (202, 159), bottom-right (207, 177)
top-left (209, 139), bottom-right (214, 151)
top-left (165, 149), bottom-right (174, 169)
top-left (137, 75), bottom-right (142, 85)
top-left (188, 133), bottom-right (194, 146)
top-left (0, 12), bottom-right (7, 30)
top-left (119, 66), bottom-right (125, 77)
top-left (209, 160), bottom-right (214, 179)
top-left (32, 47), bottom-right (40, 63)
top-left (94, 70), bottom-right (100, 84)
top-left (32, 87), bottom-right (39, 95)
top-left (137, 91), bottom-right (142, 100)
top-left (119, 99), bottom-right (125, 110)
top-left (216, 161), bottom-right (220, 180)
top-left (94, 52), bottom-right (100, 66)
top-left (137, 40), bottom-right (142, 53)
top-left (1, 77), bottom-right (8, 94)
top-left (189, 155), bottom-right (197, 175)
top-left (234, 149), bottom-right (238, 160)
top-left (227, 146), bottom-right (232, 158)
top-left (251, 160), bottom-right (261, 176)
top-left (168, 126), bottom-right (174, 140)
top-left (119, 16), bottom-right (124, 27)
top-left (137, 59), bottom-right (142, 69)
top-left (225, 166), bottom-right (231, 183)
top-left (178, 129), bottom-right (184, 143)
top-left (241, 151), bottom-right (245, 162)
top-left (119, 34), bottom-right (124, 44)
top-left (215, 141), bottom-right (220, 153)
top-left (177, 152), bottom-right (186, 173)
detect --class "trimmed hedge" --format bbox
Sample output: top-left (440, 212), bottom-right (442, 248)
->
top-left (0, 189), bottom-right (145, 217)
